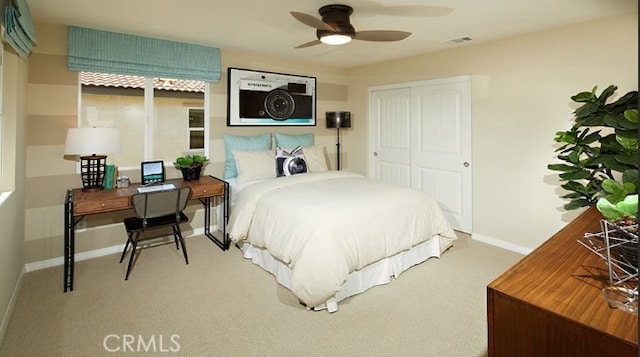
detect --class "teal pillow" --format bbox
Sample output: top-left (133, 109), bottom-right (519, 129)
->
top-left (223, 133), bottom-right (272, 179)
top-left (274, 133), bottom-right (314, 149)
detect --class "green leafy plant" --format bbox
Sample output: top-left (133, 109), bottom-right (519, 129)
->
top-left (595, 178), bottom-right (637, 221)
top-left (547, 85), bottom-right (638, 217)
top-left (596, 191), bottom-right (637, 221)
top-left (173, 154), bottom-right (209, 168)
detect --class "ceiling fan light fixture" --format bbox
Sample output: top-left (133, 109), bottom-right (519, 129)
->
top-left (293, 4), bottom-right (417, 49)
top-left (320, 33), bottom-right (352, 45)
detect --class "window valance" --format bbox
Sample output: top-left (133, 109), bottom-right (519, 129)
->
top-left (3, 0), bottom-right (37, 58)
top-left (68, 26), bottom-right (221, 82)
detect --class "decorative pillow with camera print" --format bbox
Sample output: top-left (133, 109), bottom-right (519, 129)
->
top-left (275, 146), bottom-right (308, 177)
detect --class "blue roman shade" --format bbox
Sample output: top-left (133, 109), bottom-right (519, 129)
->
top-left (3, 0), bottom-right (37, 58)
top-left (68, 26), bottom-right (221, 82)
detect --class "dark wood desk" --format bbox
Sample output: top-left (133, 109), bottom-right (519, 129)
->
top-left (487, 207), bottom-right (638, 356)
top-left (63, 175), bottom-right (229, 292)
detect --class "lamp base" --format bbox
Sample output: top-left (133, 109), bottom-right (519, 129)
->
top-left (80, 155), bottom-right (107, 191)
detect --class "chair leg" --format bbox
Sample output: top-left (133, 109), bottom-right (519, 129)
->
top-left (174, 225), bottom-right (189, 265)
top-left (124, 232), bottom-right (140, 280)
top-left (173, 228), bottom-right (180, 250)
top-left (119, 235), bottom-right (132, 263)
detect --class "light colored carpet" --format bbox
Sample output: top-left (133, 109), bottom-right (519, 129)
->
top-left (0, 232), bottom-right (523, 356)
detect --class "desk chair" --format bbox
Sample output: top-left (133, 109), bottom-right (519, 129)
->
top-left (120, 186), bottom-right (192, 280)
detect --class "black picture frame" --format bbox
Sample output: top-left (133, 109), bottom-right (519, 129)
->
top-left (227, 67), bottom-right (317, 126)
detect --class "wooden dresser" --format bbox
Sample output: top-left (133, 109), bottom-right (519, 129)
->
top-left (487, 207), bottom-right (638, 357)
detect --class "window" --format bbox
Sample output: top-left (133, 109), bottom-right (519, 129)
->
top-left (79, 72), bottom-right (209, 169)
top-left (188, 108), bottom-right (205, 150)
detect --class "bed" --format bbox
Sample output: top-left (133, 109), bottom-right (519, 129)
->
top-left (226, 170), bottom-right (457, 312)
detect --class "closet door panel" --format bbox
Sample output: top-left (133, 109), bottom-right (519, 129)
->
top-left (370, 87), bottom-right (411, 187)
top-left (411, 78), bottom-right (471, 232)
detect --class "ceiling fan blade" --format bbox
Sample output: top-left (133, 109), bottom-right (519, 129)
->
top-left (374, 6), bottom-right (453, 18)
top-left (295, 39), bottom-right (322, 49)
top-left (290, 12), bottom-right (335, 31)
top-left (354, 30), bottom-right (411, 42)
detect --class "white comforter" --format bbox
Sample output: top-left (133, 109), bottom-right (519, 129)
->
top-left (228, 171), bottom-right (457, 307)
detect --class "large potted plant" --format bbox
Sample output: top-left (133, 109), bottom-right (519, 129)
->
top-left (547, 85), bottom-right (637, 219)
top-left (548, 85), bottom-right (638, 312)
top-left (173, 154), bottom-right (209, 181)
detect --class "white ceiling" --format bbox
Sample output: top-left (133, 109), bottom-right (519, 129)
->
top-left (28, 0), bottom-right (637, 68)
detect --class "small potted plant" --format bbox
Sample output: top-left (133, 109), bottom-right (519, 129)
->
top-left (173, 154), bottom-right (209, 181)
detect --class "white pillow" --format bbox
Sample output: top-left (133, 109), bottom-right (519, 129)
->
top-left (302, 146), bottom-right (329, 172)
top-left (232, 150), bottom-right (276, 184)
top-left (223, 133), bottom-right (272, 179)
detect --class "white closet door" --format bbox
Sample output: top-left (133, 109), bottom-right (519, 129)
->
top-left (369, 76), bottom-right (472, 233)
top-left (411, 77), bottom-right (472, 233)
top-left (369, 87), bottom-right (412, 187)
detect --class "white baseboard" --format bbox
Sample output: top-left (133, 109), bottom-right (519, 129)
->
top-left (471, 233), bottom-right (532, 255)
top-left (25, 227), bottom-right (208, 273)
top-left (0, 266), bottom-right (24, 347)
top-left (27, 229), bottom-right (525, 271)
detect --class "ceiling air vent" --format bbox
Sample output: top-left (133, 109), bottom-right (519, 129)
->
top-left (447, 36), bottom-right (473, 44)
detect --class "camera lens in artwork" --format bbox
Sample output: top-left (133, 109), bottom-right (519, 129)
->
top-left (264, 89), bottom-right (296, 120)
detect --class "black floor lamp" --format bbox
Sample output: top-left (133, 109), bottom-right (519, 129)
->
top-left (326, 111), bottom-right (351, 171)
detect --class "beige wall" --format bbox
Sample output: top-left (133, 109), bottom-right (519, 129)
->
top-left (0, 48), bottom-right (27, 343)
top-left (24, 23), bottom-right (350, 264)
top-left (348, 13), bottom-right (638, 250)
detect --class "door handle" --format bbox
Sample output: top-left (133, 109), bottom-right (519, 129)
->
top-left (463, 162), bottom-right (470, 167)
top-left (373, 152), bottom-right (378, 156)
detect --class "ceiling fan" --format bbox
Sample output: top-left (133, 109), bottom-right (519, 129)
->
top-left (291, 4), bottom-right (444, 48)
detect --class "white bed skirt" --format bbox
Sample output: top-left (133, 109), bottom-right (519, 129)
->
top-left (240, 236), bottom-right (444, 313)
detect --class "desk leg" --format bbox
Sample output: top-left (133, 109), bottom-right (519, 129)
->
top-left (63, 190), bottom-right (75, 292)
top-left (202, 196), bottom-right (229, 250)
top-left (201, 179), bottom-right (229, 251)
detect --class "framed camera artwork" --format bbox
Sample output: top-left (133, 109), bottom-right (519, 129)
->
top-left (227, 67), bottom-right (317, 126)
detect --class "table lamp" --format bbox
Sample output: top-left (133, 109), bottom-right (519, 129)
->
top-left (326, 111), bottom-right (351, 171)
top-left (64, 127), bottom-right (121, 191)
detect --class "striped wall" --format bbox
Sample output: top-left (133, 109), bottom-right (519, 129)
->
top-left (25, 23), bottom-right (351, 264)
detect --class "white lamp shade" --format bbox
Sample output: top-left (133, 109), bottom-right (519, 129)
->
top-left (64, 127), bottom-right (121, 156)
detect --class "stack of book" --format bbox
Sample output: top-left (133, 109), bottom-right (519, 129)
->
top-left (103, 165), bottom-right (117, 189)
